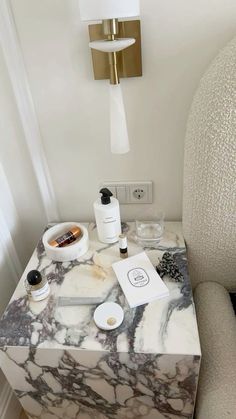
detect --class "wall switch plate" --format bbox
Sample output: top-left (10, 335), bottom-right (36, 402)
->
top-left (102, 181), bottom-right (153, 204)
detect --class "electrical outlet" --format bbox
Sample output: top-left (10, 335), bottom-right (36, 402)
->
top-left (102, 181), bottom-right (153, 204)
top-left (128, 182), bottom-right (152, 204)
top-left (132, 188), bottom-right (145, 200)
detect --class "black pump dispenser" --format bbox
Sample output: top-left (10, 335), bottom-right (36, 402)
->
top-left (100, 188), bottom-right (113, 205)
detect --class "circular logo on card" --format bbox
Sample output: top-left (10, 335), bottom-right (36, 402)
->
top-left (127, 268), bottom-right (150, 287)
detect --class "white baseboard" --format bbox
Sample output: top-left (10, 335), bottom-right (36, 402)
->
top-left (0, 381), bottom-right (21, 419)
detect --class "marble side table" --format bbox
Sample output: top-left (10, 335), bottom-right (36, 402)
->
top-left (0, 222), bottom-right (201, 419)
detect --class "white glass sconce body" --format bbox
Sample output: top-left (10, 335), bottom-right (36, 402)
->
top-left (89, 36), bottom-right (135, 154)
top-left (110, 84), bottom-right (130, 154)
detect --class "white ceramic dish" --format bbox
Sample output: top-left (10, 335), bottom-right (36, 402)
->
top-left (42, 222), bottom-right (89, 262)
top-left (93, 302), bottom-right (124, 331)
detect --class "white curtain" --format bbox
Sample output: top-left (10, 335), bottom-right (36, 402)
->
top-left (0, 2), bottom-right (58, 412)
top-left (0, 163), bottom-right (22, 314)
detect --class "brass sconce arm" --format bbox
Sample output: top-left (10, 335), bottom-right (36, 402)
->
top-left (103, 19), bottom-right (119, 85)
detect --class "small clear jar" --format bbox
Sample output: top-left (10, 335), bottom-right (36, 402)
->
top-left (135, 210), bottom-right (165, 247)
top-left (25, 270), bottom-right (50, 302)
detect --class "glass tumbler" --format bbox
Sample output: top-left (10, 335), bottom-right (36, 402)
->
top-left (135, 211), bottom-right (165, 247)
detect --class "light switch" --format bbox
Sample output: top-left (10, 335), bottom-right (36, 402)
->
top-left (102, 181), bottom-right (153, 204)
top-left (116, 186), bottom-right (126, 204)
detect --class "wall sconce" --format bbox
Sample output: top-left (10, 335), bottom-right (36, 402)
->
top-left (79, 0), bottom-right (142, 154)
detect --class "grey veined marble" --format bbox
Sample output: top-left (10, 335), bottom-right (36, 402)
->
top-left (0, 222), bottom-right (201, 419)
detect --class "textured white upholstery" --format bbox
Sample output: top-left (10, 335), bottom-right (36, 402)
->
top-left (183, 37), bottom-right (236, 291)
top-left (194, 281), bottom-right (236, 419)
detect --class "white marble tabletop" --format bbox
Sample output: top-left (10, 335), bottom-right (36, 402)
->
top-left (0, 222), bottom-right (201, 356)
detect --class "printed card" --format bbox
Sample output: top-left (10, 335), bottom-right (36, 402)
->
top-left (112, 252), bottom-right (170, 308)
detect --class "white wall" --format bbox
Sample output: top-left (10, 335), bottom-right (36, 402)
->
top-left (9, 0), bottom-right (236, 222)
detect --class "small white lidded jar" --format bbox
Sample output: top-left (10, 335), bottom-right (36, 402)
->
top-left (25, 270), bottom-right (50, 302)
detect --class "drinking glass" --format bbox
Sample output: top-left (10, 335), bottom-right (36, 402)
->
top-left (135, 211), bottom-right (164, 247)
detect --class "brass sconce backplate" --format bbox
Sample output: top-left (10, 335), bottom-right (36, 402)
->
top-left (88, 20), bottom-right (142, 80)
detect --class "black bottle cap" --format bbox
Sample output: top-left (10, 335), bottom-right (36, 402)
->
top-left (27, 270), bottom-right (42, 286)
top-left (99, 188), bottom-right (113, 205)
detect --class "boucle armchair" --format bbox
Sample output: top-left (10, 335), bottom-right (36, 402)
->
top-left (183, 37), bottom-right (236, 418)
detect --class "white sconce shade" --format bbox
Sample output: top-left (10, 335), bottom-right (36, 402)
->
top-left (79, 0), bottom-right (140, 21)
top-left (110, 84), bottom-right (130, 154)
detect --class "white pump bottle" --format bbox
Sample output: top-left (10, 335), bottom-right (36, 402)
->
top-left (93, 188), bottom-right (121, 244)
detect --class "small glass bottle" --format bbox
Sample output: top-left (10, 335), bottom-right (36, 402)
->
top-left (25, 270), bottom-right (50, 302)
top-left (119, 234), bottom-right (128, 259)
